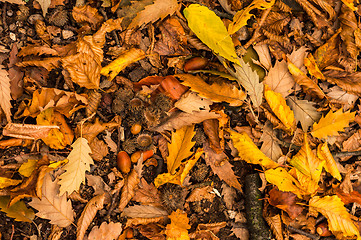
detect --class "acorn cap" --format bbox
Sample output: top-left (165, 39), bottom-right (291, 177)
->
top-left (137, 134), bottom-right (152, 147)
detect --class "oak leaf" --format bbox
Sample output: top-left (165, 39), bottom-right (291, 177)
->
top-left (128, 0), bottom-right (179, 29)
top-left (77, 194), bottom-right (105, 240)
top-left (0, 196), bottom-right (34, 222)
top-left (309, 195), bottom-right (360, 239)
top-left (176, 74), bottom-right (246, 106)
top-left (0, 65), bottom-right (12, 122)
top-left (311, 109), bottom-right (355, 139)
top-left (174, 91), bottom-right (213, 113)
top-left (165, 210), bottom-right (191, 240)
top-left (122, 205), bottom-right (168, 218)
top-left (58, 137), bottom-right (94, 196)
top-left (167, 125), bottom-right (195, 174)
top-left (28, 173), bottom-right (74, 227)
top-left (287, 96), bottom-right (321, 132)
top-left (88, 222), bottom-right (122, 240)
top-left (230, 130), bottom-right (279, 169)
top-left (184, 4), bottom-right (239, 64)
top-left (317, 142), bottom-right (342, 181)
top-left (264, 85), bottom-right (296, 133)
top-left (228, 0), bottom-right (275, 34)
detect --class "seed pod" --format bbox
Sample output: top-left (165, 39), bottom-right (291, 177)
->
top-left (117, 151), bottom-right (131, 173)
top-left (137, 134), bottom-right (152, 147)
top-left (131, 150), bottom-right (154, 163)
top-left (184, 57), bottom-right (208, 72)
top-left (131, 123), bottom-right (142, 135)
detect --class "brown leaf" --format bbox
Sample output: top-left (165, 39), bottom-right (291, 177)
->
top-left (336, 189), bottom-right (361, 205)
top-left (0, 65), bottom-right (13, 122)
top-left (203, 119), bottom-right (222, 153)
top-left (160, 76), bottom-right (188, 100)
top-left (8, 44), bottom-right (24, 100)
top-left (18, 44), bottom-right (59, 57)
top-left (77, 194), bottom-right (106, 240)
top-left (204, 141), bottom-right (243, 192)
top-left (343, 129), bottom-right (361, 152)
top-left (89, 138), bottom-right (109, 161)
top-left (88, 222), bottom-right (122, 240)
top-left (314, 31), bottom-right (340, 70)
top-left (17, 57), bottom-right (61, 71)
top-left (268, 187), bottom-right (303, 219)
top-left (119, 169), bottom-right (140, 211)
top-left (34, 20), bottom-right (51, 45)
top-left (3, 123), bottom-right (59, 140)
top-left (0, 138), bottom-right (32, 149)
top-left (133, 178), bottom-right (162, 207)
top-left (122, 205), bottom-right (168, 218)
top-left (186, 186), bottom-right (215, 202)
top-left (72, 5), bottom-right (104, 30)
top-left (86, 174), bottom-right (111, 196)
top-left (134, 222), bottom-right (166, 239)
top-left (76, 118), bottom-right (119, 143)
top-left (323, 69), bottom-right (361, 96)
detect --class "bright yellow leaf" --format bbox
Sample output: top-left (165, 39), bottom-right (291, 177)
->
top-left (165, 209), bottom-right (191, 240)
top-left (154, 173), bottom-right (180, 188)
top-left (167, 125), bottom-right (196, 174)
top-left (230, 130), bottom-right (279, 169)
top-left (311, 109), bottom-right (355, 139)
top-left (0, 177), bottom-right (22, 189)
top-left (100, 48), bottom-right (146, 81)
top-left (18, 159), bottom-right (38, 177)
top-left (341, 0), bottom-right (357, 11)
top-left (309, 195), bottom-right (360, 239)
top-left (304, 53), bottom-right (325, 80)
top-left (228, 0), bottom-right (275, 35)
top-left (176, 74), bottom-right (246, 106)
top-left (289, 168), bottom-right (319, 196)
top-left (289, 134), bottom-right (324, 183)
top-left (265, 167), bottom-right (306, 198)
top-left (264, 85), bottom-right (296, 133)
top-left (317, 142), bottom-right (342, 181)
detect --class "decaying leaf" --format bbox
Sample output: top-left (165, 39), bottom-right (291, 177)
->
top-left (165, 209), bottom-right (191, 240)
top-left (268, 187), bottom-right (303, 219)
top-left (184, 4), bottom-right (239, 64)
top-left (0, 196), bottom-right (34, 222)
top-left (3, 123), bottom-right (59, 140)
top-left (72, 5), bottom-right (104, 30)
top-left (174, 91), bottom-right (213, 113)
top-left (122, 205), bottom-right (168, 218)
top-left (311, 109), bottom-right (355, 139)
top-left (88, 222), bottom-right (122, 240)
top-left (119, 169), bottom-right (140, 211)
top-left (77, 194), bottom-right (106, 240)
top-left (176, 74), bottom-right (246, 106)
top-left (0, 65), bottom-right (12, 122)
top-left (28, 173), bottom-right (74, 227)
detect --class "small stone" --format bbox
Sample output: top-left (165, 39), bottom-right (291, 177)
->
top-left (28, 14), bottom-right (44, 24)
top-left (62, 30), bottom-right (74, 39)
top-left (7, 10), bottom-right (13, 17)
top-left (9, 33), bottom-right (16, 41)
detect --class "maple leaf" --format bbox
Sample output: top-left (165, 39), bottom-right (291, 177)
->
top-left (260, 123), bottom-right (283, 161)
top-left (232, 58), bottom-right (264, 107)
top-left (0, 196), bottom-right (34, 222)
top-left (309, 195), bottom-right (360, 239)
top-left (184, 4), bottom-right (239, 65)
top-left (228, 0), bottom-right (275, 34)
top-left (174, 91), bottom-right (213, 113)
top-left (317, 142), bottom-right (342, 181)
top-left (167, 125), bottom-right (195, 174)
top-left (77, 194), bottom-right (105, 240)
top-left (128, 0), bottom-right (179, 29)
top-left (0, 65), bottom-right (12, 123)
top-left (176, 74), bottom-right (246, 106)
top-left (264, 85), bottom-right (296, 133)
top-left (165, 210), bottom-right (191, 240)
top-left (28, 173), bottom-right (74, 227)
top-left (88, 222), bottom-right (122, 240)
top-left (287, 96), bottom-right (321, 132)
top-left (311, 109), bottom-right (355, 139)
top-left (58, 137), bottom-right (94, 196)
top-left (263, 60), bottom-right (295, 97)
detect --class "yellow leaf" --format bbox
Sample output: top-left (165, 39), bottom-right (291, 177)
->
top-left (304, 53), bottom-right (325, 80)
top-left (58, 137), bottom-right (94, 196)
top-left (317, 142), bottom-right (342, 181)
top-left (264, 167), bottom-right (306, 198)
top-left (180, 148), bottom-right (204, 184)
top-left (230, 130), bottom-right (279, 169)
top-left (289, 168), bottom-right (319, 196)
top-left (0, 177), bottom-right (22, 189)
top-left (341, 0), bottom-right (357, 11)
top-left (289, 134), bottom-right (324, 183)
top-left (264, 85), bottom-right (296, 133)
top-left (309, 195), bottom-right (360, 239)
top-left (311, 109), bottom-right (355, 139)
top-left (165, 209), bottom-right (191, 240)
top-left (176, 74), bottom-right (246, 106)
top-left (183, 4), bottom-right (239, 65)
top-left (154, 173), bottom-right (180, 188)
top-left (0, 196), bottom-right (34, 223)
top-left (100, 48), bottom-right (146, 81)
top-left (228, 0), bottom-right (275, 34)
top-left (18, 159), bottom-right (38, 177)
top-left (167, 125), bottom-right (196, 174)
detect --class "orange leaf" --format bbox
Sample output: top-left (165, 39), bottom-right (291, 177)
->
top-left (165, 209), bottom-right (191, 240)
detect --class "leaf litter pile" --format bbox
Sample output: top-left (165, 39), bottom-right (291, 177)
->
top-left (2, 0), bottom-right (361, 239)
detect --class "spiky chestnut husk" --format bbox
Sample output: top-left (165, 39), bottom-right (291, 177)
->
top-left (192, 127), bottom-right (207, 146)
top-left (153, 93), bottom-right (173, 112)
top-left (114, 88), bottom-right (134, 103)
top-left (128, 97), bottom-right (145, 113)
top-left (122, 138), bottom-right (137, 154)
top-left (48, 6), bottom-right (68, 27)
top-left (143, 109), bottom-right (161, 128)
top-left (192, 163), bottom-right (209, 182)
top-left (160, 184), bottom-right (185, 212)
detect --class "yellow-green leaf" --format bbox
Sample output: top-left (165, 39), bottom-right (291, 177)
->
top-left (264, 85), bottom-right (296, 133)
top-left (183, 4), bottom-right (239, 65)
top-left (0, 196), bottom-right (34, 222)
top-left (230, 130), bottom-right (279, 169)
top-left (0, 177), bottom-right (22, 189)
top-left (317, 142), bottom-right (342, 181)
top-left (167, 125), bottom-right (196, 174)
top-left (309, 195), bottom-right (360, 239)
top-left (311, 109), bottom-right (355, 139)
top-left (18, 159), bottom-right (38, 177)
top-left (176, 74), bottom-right (246, 106)
top-left (228, 0), bottom-right (275, 35)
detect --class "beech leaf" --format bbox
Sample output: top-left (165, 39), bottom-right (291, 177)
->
top-left (317, 142), bottom-right (342, 181)
top-left (184, 4), bottom-right (239, 64)
top-left (0, 196), bottom-right (34, 222)
top-left (174, 91), bottom-right (213, 113)
top-left (119, 169), bottom-right (140, 211)
top-left (0, 65), bottom-right (12, 122)
top-left (260, 123), bottom-right (283, 161)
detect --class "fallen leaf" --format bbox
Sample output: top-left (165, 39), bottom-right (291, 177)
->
top-left (89, 138), bottom-right (108, 161)
top-left (203, 119), bottom-right (222, 153)
top-left (0, 65), bottom-right (12, 122)
top-left (8, 43), bottom-right (24, 100)
top-left (0, 177), bottom-right (22, 189)
top-left (72, 5), bottom-right (104, 30)
top-left (304, 53), bottom-right (325, 80)
top-left (264, 214), bottom-right (283, 240)
top-left (253, 44), bottom-right (272, 70)
top-left (165, 209), bottom-right (191, 240)
top-left (0, 196), bottom-right (34, 222)
top-left (86, 174), bottom-right (111, 196)
top-left (18, 159), bottom-right (38, 177)
top-left (317, 142), bottom-right (342, 181)
top-left (76, 118), bottom-right (119, 143)
top-left (174, 91), bottom-right (213, 113)
top-left (3, 123), bottom-right (59, 140)
top-left (133, 178), bottom-right (162, 206)
top-left (88, 222), bottom-right (122, 240)
top-left (122, 205), bottom-right (168, 218)
top-left (186, 186), bottom-right (215, 202)
top-left (260, 122), bottom-right (283, 161)
top-left (0, 0), bottom-right (25, 4)
top-left (268, 187), bottom-right (303, 219)
top-left (327, 86), bottom-right (358, 108)
top-left (119, 169), bottom-right (140, 211)
top-left (263, 60), bottom-right (295, 97)
top-left (36, 0), bottom-right (51, 17)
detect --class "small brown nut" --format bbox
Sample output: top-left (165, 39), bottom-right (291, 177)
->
top-left (117, 151), bottom-right (131, 173)
top-left (131, 123), bottom-right (142, 135)
top-left (316, 222), bottom-right (332, 237)
top-left (184, 57), bottom-right (208, 72)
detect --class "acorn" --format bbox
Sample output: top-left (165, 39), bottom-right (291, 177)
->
top-left (184, 57), bottom-right (208, 72)
top-left (131, 123), bottom-right (142, 135)
top-left (131, 150), bottom-right (154, 163)
top-left (316, 222), bottom-right (332, 237)
top-left (117, 151), bottom-right (131, 173)
top-left (137, 134), bottom-right (153, 148)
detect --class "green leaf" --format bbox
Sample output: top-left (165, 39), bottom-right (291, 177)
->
top-left (183, 4), bottom-right (239, 65)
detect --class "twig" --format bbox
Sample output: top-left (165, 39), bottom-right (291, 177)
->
top-left (288, 226), bottom-right (320, 240)
top-left (2, 2), bottom-right (7, 31)
top-left (333, 150), bottom-right (361, 158)
top-left (10, 225), bottom-right (14, 240)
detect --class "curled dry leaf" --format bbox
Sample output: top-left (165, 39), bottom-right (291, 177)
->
top-left (118, 169), bottom-right (140, 211)
top-left (72, 5), bottom-right (104, 30)
top-left (268, 187), bottom-right (303, 219)
top-left (203, 119), bottom-right (222, 153)
top-left (3, 122), bottom-right (59, 140)
top-left (88, 222), bottom-right (122, 240)
top-left (17, 57), bottom-right (61, 71)
top-left (77, 193), bottom-right (106, 240)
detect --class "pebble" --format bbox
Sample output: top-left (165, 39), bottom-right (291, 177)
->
top-left (9, 32), bottom-right (16, 41)
top-left (62, 30), bottom-right (74, 39)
